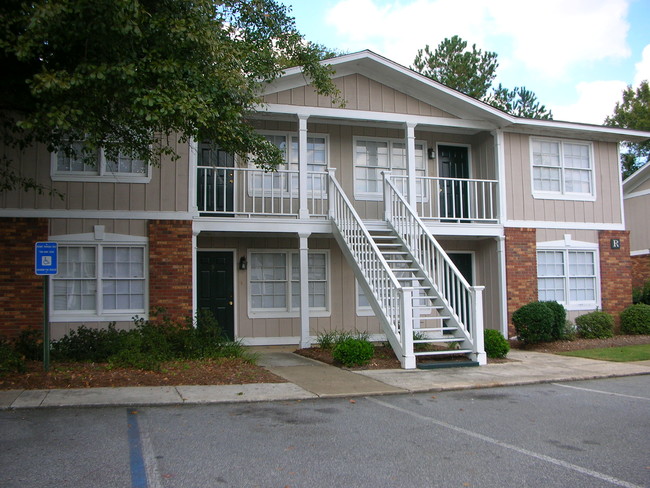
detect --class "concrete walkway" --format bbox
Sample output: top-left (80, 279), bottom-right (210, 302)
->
top-left (1, 348), bottom-right (649, 410)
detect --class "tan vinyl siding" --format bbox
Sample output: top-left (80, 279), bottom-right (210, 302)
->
top-left (264, 74), bottom-right (458, 117)
top-left (49, 219), bottom-right (148, 237)
top-left (504, 133), bottom-right (622, 224)
top-left (625, 195), bottom-right (650, 251)
top-left (196, 235), bottom-right (383, 339)
top-left (438, 238), bottom-right (502, 331)
top-left (536, 228), bottom-right (598, 244)
top-left (0, 139), bottom-right (190, 212)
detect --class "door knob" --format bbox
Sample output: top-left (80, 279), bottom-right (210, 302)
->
top-left (228, 301), bottom-right (233, 306)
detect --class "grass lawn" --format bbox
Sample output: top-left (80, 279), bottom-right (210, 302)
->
top-left (557, 343), bottom-right (650, 362)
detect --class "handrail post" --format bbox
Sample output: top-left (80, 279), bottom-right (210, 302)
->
top-left (382, 171), bottom-right (392, 222)
top-left (471, 286), bottom-right (486, 365)
top-left (400, 288), bottom-right (415, 369)
top-left (328, 168), bottom-right (337, 220)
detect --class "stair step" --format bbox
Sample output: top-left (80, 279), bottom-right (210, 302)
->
top-left (417, 360), bottom-right (479, 370)
top-left (385, 259), bottom-right (412, 263)
top-left (413, 337), bottom-right (464, 344)
top-left (394, 269), bottom-right (421, 274)
top-left (414, 349), bottom-right (472, 357)
top-left (415, 316), bottom-right (450, 321)
top-left (414, 327), bottom-right (457, 332)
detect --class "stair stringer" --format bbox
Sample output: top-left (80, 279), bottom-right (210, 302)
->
top-left (331, 226), bottom-right (415, 369)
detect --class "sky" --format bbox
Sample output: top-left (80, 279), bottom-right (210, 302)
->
top-left (282, 0), bottom-right (650, 125)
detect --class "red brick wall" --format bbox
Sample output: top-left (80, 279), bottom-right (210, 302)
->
top-left (631, 254), bottom-right (650, 290)
top-left (0, 218), bottom-right (48, 338)
top-left (598, 230), bottom-right (632, 325)
top-left (148, 220), bottom-right (193, 322)
top-left (504, 227), bottom-right (538, 337)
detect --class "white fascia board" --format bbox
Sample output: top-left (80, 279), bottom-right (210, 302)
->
top-left (422, 223), bottom-right (504, 238)
top-left (193, 218), bottom-right (332, 235)
top-left (631, 249), bottom-right (650, 256)
top-left (505, 121), bottom-right (650, 143)
top-left (505, 220), bottom-right (625, 231)
top-left (624, 188), bottom-right (650, 199)
top-left (257, 103), bottom-right (496, 132)
top-left (0, 209), bottom-right (195, 220)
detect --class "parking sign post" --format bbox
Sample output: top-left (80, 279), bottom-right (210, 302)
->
top-left (35, 242), bottom-right (58, 371)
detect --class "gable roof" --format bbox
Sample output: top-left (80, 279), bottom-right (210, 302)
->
top-left (623, 161), bottom-right (650, 195)
top-left (264, 50), bottom-right (650, 143)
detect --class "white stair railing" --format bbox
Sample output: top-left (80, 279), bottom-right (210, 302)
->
top-left (383, 173), bottom-right (486, 364)
top-left (328, 170), bottom-right (415, 368)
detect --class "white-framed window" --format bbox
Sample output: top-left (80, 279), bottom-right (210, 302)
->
top-left (537, 238), bottom-right (599, 310)
top-left (250, 132), bottom-right (329, 194)
top-left (354, 137), bottom-right (427, 200)
top-left (248, 250), bottom-right (330, 317)
top-left (531, 138), bottom-right (594, 200)
top-left (356, 280), bottom-right (375, 316)
top-left (50, 232), bottom-right (148, 322)
top-left (51, 143), bottom-right (151, 183)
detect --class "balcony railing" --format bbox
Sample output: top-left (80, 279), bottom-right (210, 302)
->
top-left (196, 166), bottom-right (328, 217)
top-left (392, 175), bottom-right (499, 222)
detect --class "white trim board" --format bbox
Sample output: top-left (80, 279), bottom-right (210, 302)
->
top-left (505, 220), bottom-right (624, 231)
top-left (0, 209), bottom-right (194, 220)
top-left (631, 249), bottom-right (650, 257)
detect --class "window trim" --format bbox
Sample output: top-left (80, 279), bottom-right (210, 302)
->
top-left (536, 237), bottom-right (600, 311)
top-left (353, 135), bottom-right (428, 201)
top-left (249, 131), bottom-right (330, 197)
top-left (247, 249), bottom-right (331, 319)
top-left (49, 231), bottom-right (148, 322)
top-left (530, 137), bottom-right (596, 202)
top-left (51, 147), bottom-right (152, 183)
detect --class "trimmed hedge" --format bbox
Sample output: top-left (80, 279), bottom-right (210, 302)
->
top-left (332, 338), bottom-right (374, 367)
top-left (512, 302), bottom-right (555, 344)
top-left (620, 304), bottom-right (650, 335)
top-left (540, 301), bottom-right (567, 340)
top-left (575, 311), bottom-right (614, 339)
top-left (484, 329), bottom-right (509, 358)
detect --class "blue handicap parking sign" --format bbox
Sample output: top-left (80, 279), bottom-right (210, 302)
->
top-left (35, 242), bottom-right (58, 275)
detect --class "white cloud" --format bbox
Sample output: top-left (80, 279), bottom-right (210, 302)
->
top-left (633, 44), bottom-right (650, 86)
top-left (325, 0), bottom-right (632, 79)
top-left (551, 80), bottom-right (627, 124)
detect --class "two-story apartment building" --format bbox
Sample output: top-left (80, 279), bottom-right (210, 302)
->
top-left (2, 51), bottom-right (648, 368)
top-left (624, 162), bottom-right (650, 289)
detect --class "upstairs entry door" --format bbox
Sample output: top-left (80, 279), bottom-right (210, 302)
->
top-left (197, 142), bottom-right (234, 215)
top-left (197, 252), bottom-right (235, 339)
top-left (438, 145), bottom-right (470, 220)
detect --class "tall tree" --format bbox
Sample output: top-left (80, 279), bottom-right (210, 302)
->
top-left (0, 0), bottom-right (341, 194)
top-left (412, 36), bottom-right (552, 120)
top-left (412, 35), bottom-right (498, 99)
top-left (486, 84), bottom-right (553, 120)
top-left (605, 81), bottom-right (650, 179)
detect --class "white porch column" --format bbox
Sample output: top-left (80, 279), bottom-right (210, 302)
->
top-left (405, 122), bottom-right (417, 207)
top-left (298, 232), bottom-right (311, 348)
top-left (496, 235), bottom-right (509, 338)
top-left (492, 129), bottom-right (506, 223)
top-left (191, 227), bottom-right (199, 321)
top-left (471, 285), bottom-right (487, 365)
top-left (298, 115), bottom-right (310, 219)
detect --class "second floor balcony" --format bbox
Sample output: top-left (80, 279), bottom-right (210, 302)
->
top-left (196, 166), bottom-right (499, 225)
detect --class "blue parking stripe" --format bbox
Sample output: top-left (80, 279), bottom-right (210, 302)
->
top-left (127, 409), bottom-right (148, 488)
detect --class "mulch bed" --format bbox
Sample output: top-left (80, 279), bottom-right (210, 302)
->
top-left (0, 358), bottom-right (286, 390)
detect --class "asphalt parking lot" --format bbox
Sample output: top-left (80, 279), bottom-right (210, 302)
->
top-left (1, 375), bottom-right (649, 488)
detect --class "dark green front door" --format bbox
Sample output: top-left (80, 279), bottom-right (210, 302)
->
top-left (439, 145), bottom-right (470, 220)
top-left (197, 252), bottom-right (234, 339)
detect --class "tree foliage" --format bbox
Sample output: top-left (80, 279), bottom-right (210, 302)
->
top-left (605, 80), bottom-right (650, 179)
top-left (412, 35), bottom-right (498, 100)
top-left (412, 36), bottom-right (552, 120)
top-left (0, 0), bottom-right (341, 193)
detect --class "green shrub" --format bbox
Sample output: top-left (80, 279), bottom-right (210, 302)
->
top-left (51, 323), bottom-right (127, 362)
top-left (540, 301), bottom-right (567, 340)
top-left (575, 311), bottom-right (614, 339)
top-left (14, 328), bottom-right (43, 361)
top-left (512, 302), bottom-right (555, 344)
top-left (559, 320), bottom-right (577, 341)
top-left (484, 329), bottom-right (509, 358)
top-left (620, 304), bottom-right (650, 335)
top-left (332, 338), bottom-right (374, 367)
top-left (316, 330), bottom-right (369, 350)
top-left (0, 337), bottom-right (25, 375)
top-left (633, 279), bottom-right (650, 305)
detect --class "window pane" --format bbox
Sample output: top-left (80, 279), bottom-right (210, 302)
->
top-left (533, 141), bottom-right (560, 166)
top-left (564, 169), bottom-right (591, 193)
top-left (563, 143), bottom-right (590, 169)
top-left (533, 167), bottom-right (561, 192)
top-left (56, 142), bottom-right (98, 173)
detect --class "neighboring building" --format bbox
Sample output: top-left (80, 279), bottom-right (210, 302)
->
top-left (2, 51), bottom-right (649, 368)
top-left (623, 162), bottom-right (650, 290)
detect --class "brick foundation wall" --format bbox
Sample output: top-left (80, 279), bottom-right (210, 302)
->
top-left (148, 220), bottom-right (193, 322)
top-left (598, 230), bottom-right (632, 326)
top-left (504, 227), bottom-right (538, 337)
top-left (0, 218), bottom-right (48, 338)
top-left (631, 254), bottom-right (650, 290)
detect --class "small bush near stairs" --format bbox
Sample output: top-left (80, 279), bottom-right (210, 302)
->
top-left (484, 329), bottom-right (509, 359)
top-left (332, 338), bottom-right (374, 367)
